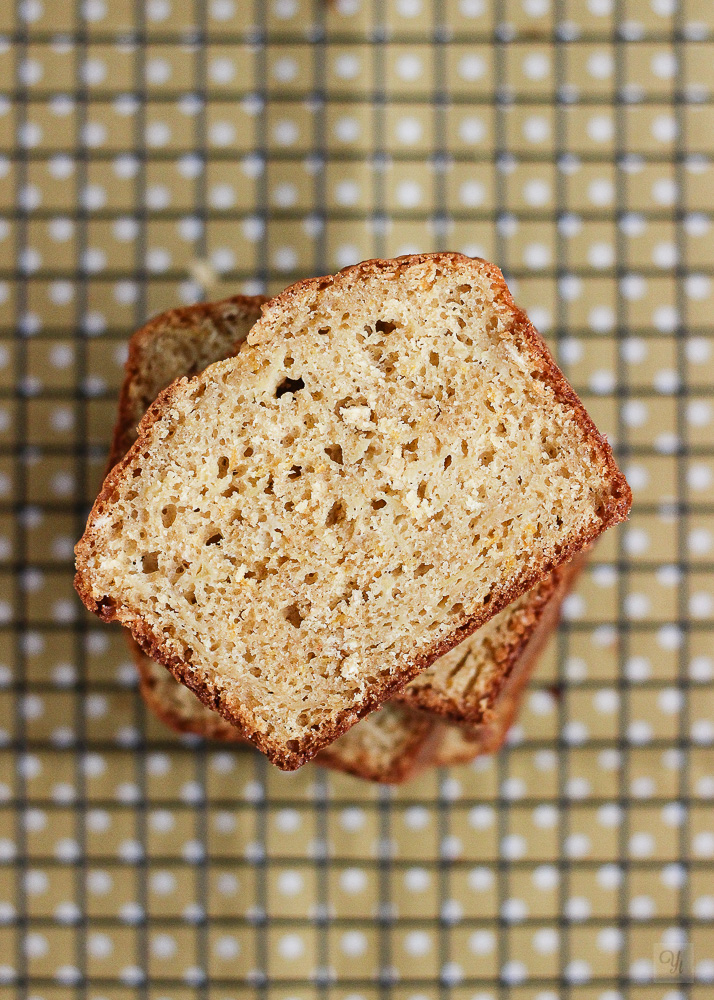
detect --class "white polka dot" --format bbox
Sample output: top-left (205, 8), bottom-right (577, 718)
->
top-left (566, 960), bottom-right (591, 984)
top-left (404, 930), bottom-right (431, 956)
top-left (597, 864), bottom-right (622, 891)
top-left (396, 180), bottom-right (423, 208)
top-left (397, 0), bottom-right (422, 13)
top-left (588, 242), bottom-right (615, 269)
top-left (273, 57), bottom-right (297, 84)
top-left (396, 54), bottom-right (423, 82)
top-left (533, 804), bottom-right (559, 828)
top-left (690, 656), bottom-right (713, 682)
top-left (501, 898), bottom-right (527, 922)
top-left (396, 117), bottom-right (423, 144)
top-left (563, 720), bottom-right (588, 744)
top-left (523, 243), bottom-right (550, 269)
top-left (522, 52), bottom-right (549, 80)
top-left (652, 177), bottom-right (678, 205)
top-left (340, 807), bottom-right (365, 832)
top-left (458, 54), bottom-right (486, 82)
top-left (697, 776), bottom-right (714, 797)
top-left (692, 719), bottom-right (714, 744)
top-left (402, 867), bottom-right (429, 893)
top-left (334, 116), bottom-right (360, 143)
top-left (631, 776), bottom-right (655, 798)
top-left (278, 934), bottom-right (305, 960)
top-left (334, 180), bottom-right (360, 206)
top-left (523, 116), bottom-right (550, 143)
top-left (652, 115), bottom-right (678, 142)
top-left (532, 927), bottom-right (559, 954)
top-left (588, 306), bottom-right (615, 332)
top-left (590, 369), bottom-right (616, 394)
top-left (566, 776), bottom-right (591, 798)
top-left (214, 935), bottom-right (240, 960)
top-left (629, 831), bottom-right (655, 858)
top-left (630, 896), bottom-right (656, 919)
top-left (460, 0), bottom-right (485, 14)
top-left (468, 805), bottom-right (494, 828)
top-left (501, 834), bottom-right (526, 860)
top-left (467, 867), bottom-right (493, 891)
top-left (459, 180), bottom-right (486, 207)
top-left (334, 53), bottom-right (360, 80)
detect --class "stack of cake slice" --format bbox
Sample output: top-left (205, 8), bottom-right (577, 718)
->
top-left (75, 255), bottom-right (630, 782)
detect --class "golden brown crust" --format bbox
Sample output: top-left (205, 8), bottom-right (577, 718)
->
top-left (428, 554), bottom-right (585, 766)
top-left (75, 254), bottom-right (631, 770)
top-left (314, 707), bottom-right (440, 784)
top-left (133, 633), bottom-right (437, 784)
top-left (106, 293), bottom-right (267, 473)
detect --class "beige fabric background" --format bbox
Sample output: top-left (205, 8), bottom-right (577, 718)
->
top-left (0, 0), bottom-right (712, 996)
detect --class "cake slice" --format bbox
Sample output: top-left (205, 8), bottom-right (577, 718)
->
top-left (135, 555), bottom-right (583, 780)
top-left (75, 253), bottom-right (631, 769)
top-left (136, 645), bottom-right (439, 783)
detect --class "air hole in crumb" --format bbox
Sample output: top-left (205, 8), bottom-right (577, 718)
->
top-left (375, 319), bottom-right (398, 335)
top-left (161, 504), bottom-right (177, 528)
top-left (244, 446), bottom-right (253, 457)
top-left (451, 602), bottom-right (464, 616)
top-left (461, 440), bottom-right (468, 456)
top-left (371, 498), bottom-right (386, 511)
top-left (276, 376), bottom-right (305, 398)
top-left (217, 456), bottom-right (229, 478)
top-left (286, 740), bottom-right (299, 752)
top-left (443, 455), bottom-right (452, 469)
top-left (417, 481), bottom-right (427, 499)
top-left (297, 712), bottom-right (309, 726)
top-left (183, 588), bottom-right (197, 605)
top-left (318, 327), bottom-right (330, 335)
top-left (142, 552), bottom-right (159, 573)
top-left (282, 603), bottom-right (304, 628)
top-left (205, 532), bottom-right (223, 546)
top-left (264, 475), bottom-right (274, 495)
top-left (132, 467), bottom-right (142, 478)
top-left (304, 572), bottom-right (318, 585)
top-left (284, 356), bottom-right (294, 368)
top-left (326, 500), bottom-right (346, 526)
top-left (288, 465), bottom-right (302, 479)
top-left (415, 563), bottom-right (433, 577)
top-left (325, 444), bottom-right (343, 465)
top-left (429, 351), bottom-right (439, 366)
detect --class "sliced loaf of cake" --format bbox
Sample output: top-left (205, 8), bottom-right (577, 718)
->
top-left (76, 254), bottom-right (630, 768)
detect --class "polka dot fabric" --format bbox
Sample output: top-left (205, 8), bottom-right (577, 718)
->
top-left (0, 0), bottom-right (712, 995)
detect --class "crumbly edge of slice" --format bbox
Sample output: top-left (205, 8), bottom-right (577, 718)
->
top-left (106, 293), bottom-right (267, 472)
top-left (75, 253), bottom-right (631, 770)
top-left (134, 638), bottom-right (438, 784)
top-left (430, 553), bottom-right (585, 766)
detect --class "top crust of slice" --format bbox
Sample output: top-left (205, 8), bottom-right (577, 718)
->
top-left (75, 253), bottom-right (631, 770)
top-left (108, 293), bottom-right (267, 471)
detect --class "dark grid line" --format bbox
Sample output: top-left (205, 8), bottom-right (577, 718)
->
top-left (613, 5), bottom-right (634, 991)
top-left (673, 5), bottom-right (693, 993)
top-left (12, 3), bottom-right (30, 997)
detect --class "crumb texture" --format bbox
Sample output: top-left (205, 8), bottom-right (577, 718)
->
top-left (112, 296), bottom-right (265, 465)
top-left (76, 254), bottom-right (630, 766)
